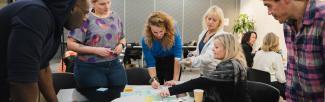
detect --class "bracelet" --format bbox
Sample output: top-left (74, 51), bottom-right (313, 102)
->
top-left (149, 76), bottom-right (159, 84)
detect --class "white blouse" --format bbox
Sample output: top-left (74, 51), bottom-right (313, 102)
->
top-left (190, 29), bottom-right (223, 74)
top-left (252, 50), bottom-right (286, 83)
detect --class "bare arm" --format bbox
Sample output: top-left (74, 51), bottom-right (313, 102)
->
top-left (10, 82), bottom-right (39, 102)
top-left (173, 59), bottom-right (180, 81)
top-left (148, 68), bottom-right (157, 78)
top-left (38, 66), bottom-right (58, 102)
top-left (67, 37), bottom-right (97, 54)
top-left (148, 68), bottom-right (160, 89)
top-left (67, 37), bottom-right (112, 57)
top-left (113, 38), bottom-right (126, 54)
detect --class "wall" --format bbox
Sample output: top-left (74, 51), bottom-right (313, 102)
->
top-left (240, 0), bottom-right (287, 56)
top-left (58, 0), bottom-right (240, 60)
top-left (110, 0), bottom-right (240, 43)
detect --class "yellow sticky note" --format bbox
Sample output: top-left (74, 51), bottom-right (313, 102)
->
top-left (144, 96), bottom-right (154, 102)
top-left (123, 86), bottom-right (133, 93)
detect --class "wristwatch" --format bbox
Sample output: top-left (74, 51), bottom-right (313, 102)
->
top-left (119, 43), bottom-right (125, 49)
top-left (149, 76), bottom-right (159, 84)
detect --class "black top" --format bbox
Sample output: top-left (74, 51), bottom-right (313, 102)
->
top-left (198, 39), bottom-right (205, 54)
top-left (241, 43), bottom-right (254, 67)
top-left (0, 0), bottom-right (76, 101)
top-left (168, 60), bottom-right (251, 102)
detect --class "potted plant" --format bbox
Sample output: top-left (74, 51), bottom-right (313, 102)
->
top-left (232, 14), bottom-right (255, 38)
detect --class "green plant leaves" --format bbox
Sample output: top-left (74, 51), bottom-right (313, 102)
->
top-left (232, 14), bottom-right (255, 35)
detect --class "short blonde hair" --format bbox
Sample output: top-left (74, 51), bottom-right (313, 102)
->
top-left (144, 11), bottom-right (175, 49)
top-left (202, 5), bottom-right (224, 32)
top-left (261, 32), bottom-right (280, 52)
top-left (214, 33), bottom-right (247, 68)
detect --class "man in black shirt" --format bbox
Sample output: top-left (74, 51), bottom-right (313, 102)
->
top-left (0, 0), bottom-right (89, 101)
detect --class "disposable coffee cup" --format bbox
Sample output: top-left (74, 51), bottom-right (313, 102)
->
top-left (193, 89), bottom-right (204, 102)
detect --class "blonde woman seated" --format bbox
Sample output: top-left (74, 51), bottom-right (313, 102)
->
top-left (252, 32), bottom-right (286, 99)
top-left (160, 34), bottom-right (250, 102)
top-left (182, 5), bottom-right (225, 74)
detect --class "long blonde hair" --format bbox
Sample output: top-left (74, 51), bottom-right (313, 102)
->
top-left (144, 11), bottom-right (175, 49)
top-left (202, 5), bottom-right (224, 32)
top-left (214, 33), bottom-right (247, 68)
top-left (261, 32), bottom-right (280, 52)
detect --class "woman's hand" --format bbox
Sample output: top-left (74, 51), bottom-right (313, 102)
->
top-left (159, 89), bottom-right (170, 97)
top-left (164, 80), bottom-right (177, 86)
top-left (94, 47), bottom-right (113, 57)
top-left (180, 58), bottom-right (192, 67)
top-left (151, 80), bottom-right (160, 89)
top-left (113, 44), bottom-right (123, 55)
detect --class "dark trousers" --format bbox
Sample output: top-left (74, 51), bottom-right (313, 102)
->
top-left (270, 81), bottom-right (286, 100)
top-left (155, 56), bottom-right (181, 84)
top-left (74, 59), bottom-right (127, 101)
top-left (0, 84), bottom-right (9, 102)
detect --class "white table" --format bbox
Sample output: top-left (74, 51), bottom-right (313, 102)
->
top-left (57, 89), bottom-right (88, 102)
top-left (112, 85), bottom-right (193, 102)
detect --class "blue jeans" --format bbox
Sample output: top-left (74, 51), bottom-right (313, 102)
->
top-left (74, 59), bottom-right (127, 88)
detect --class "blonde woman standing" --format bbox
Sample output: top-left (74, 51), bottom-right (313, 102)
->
top-left (142, 11), bottom-right (182, 89)
top-left (183, 5), bottom-right (225, 74)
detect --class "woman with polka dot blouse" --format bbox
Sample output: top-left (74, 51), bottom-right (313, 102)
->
top-left (67, 0), bottom-right (126, 101)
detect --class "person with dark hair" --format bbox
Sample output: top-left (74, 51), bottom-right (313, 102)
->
top-left (262, 0), bottom-right (325, 101)
top-left (241, 31), bottom-right (257, 67)
top-left (67, 0), bottom-right (127, 101)
top-left (0, 0), bottom-right (89, 102)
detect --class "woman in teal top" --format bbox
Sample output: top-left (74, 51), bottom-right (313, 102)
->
top-left (141, 11), bottom-right (182, 89)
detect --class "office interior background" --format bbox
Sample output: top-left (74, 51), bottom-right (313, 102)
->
top-left (0, 0), bottom-right (287, 59)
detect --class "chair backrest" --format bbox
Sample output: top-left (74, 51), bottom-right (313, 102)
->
top-left (125, 68), bottom-right (151, 85)
top-left (247, 68), bottom-right (271, 84)
top-left (247, 81), bottom-right (280, 102)
top-left (52, 73), bottom-right (76, 94)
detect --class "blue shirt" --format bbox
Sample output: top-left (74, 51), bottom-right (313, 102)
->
top-left (141, 29), bottom-right (182, 68)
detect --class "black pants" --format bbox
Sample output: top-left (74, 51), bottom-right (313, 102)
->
top-left (155, 56), bottom-right (181, 84)
top-left (270, 81), bottom-right (286, 100)
top-left (77, 85), bottom-right (125, 102)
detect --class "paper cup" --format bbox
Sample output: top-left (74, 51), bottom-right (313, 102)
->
top-left (193, 89), bottom-right (204, 102)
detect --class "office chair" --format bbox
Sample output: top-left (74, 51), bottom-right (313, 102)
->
top-left (247, 81), bottom-right (280, 102)
top-left (125, 68), bottom-right (151, 85)
top-left (52, 72), bottom-right (76, 94)
top-left (247, 68), bottom-right (271, 84)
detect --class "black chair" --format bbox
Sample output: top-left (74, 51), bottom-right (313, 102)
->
top-left (125, 68), bottom-right (151, 85)
top-left (52, 72), bottom-right (76, 94)
top-left (123, 43), bottom-right (142, 66)
top-left (247, 81), bottom-right (280, 102)
top-left (247, 68), bottom-right (271, 84)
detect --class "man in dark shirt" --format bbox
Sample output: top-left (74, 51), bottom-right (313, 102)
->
top-left (0, 0), bottom-right (89, 102)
